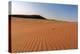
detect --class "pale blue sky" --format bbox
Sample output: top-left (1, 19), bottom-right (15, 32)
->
top-left (11, 1), bottom-right (78, 22)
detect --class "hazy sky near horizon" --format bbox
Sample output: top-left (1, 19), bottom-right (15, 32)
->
top-left (11, 1), bottom-right (78, 22)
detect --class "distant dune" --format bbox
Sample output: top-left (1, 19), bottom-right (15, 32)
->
top-left (9, 15), bottom-right (46, 19)
top-left (9, 17), bottom-right (78, 53)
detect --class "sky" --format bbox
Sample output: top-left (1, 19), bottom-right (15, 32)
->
top-left (11, 1), bottom-right (78, 22)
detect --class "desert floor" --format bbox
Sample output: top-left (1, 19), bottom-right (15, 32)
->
top-left (10, 17), bottom-right (78, 53)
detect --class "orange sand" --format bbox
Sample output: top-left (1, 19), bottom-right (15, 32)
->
top-left (11, 17), bottom-right (78, 53)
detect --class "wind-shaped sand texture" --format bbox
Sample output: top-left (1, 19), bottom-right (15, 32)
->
top-left (9, 16), bottom-right (78, 53)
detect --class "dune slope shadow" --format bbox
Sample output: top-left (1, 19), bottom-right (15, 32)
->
top-left (9, 15), bottom-right (46, 19)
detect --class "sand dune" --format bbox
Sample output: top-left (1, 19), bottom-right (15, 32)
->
top-left (9, 17), bottom-right (78, 53)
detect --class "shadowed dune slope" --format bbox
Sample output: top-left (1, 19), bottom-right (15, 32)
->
top-left (9, 15), bottom-right (46, 19)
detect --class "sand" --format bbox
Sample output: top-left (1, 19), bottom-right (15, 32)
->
top-left (10, 17), bottom-right (78, 53)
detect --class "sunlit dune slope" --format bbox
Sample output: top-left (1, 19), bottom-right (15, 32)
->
top-left (10, 17), bottom-right (78, 53)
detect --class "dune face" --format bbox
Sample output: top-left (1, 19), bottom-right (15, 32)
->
top-left (9, 15), bottom-right (46, 19)
top-left (9, 17), bottom-right (78, 53)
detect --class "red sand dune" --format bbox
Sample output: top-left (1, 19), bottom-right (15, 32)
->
top-left (10, 17), bottom-right (78, 53)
